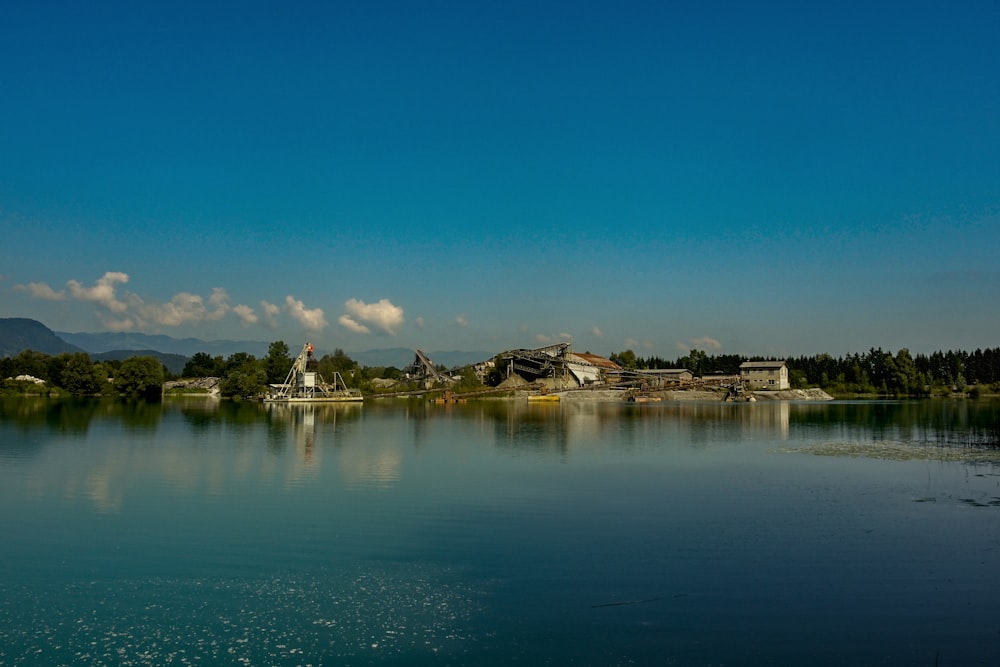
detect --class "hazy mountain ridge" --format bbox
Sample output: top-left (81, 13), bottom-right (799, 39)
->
top-left (2, 319), bottom-right (491, 370)
top-left (352, 348), bottom-right (493, 369)
top-left (91, 350), bottom-right (190, 375)
top-left (56, 330), bottom-right (271, 358)
top-left (0, 318), bottom-right (86, 357)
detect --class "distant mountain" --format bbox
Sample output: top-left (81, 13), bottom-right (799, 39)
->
top-left (350, 347), bottom-right (415, 368)
top-left (92, 350), bottom-right (190, 375)
top-left (426, 349), bottom-right (494, 369)
top-left (352, 347), bottom-right (492, 369)
top-left (19, 321), bottom-right (492, 370)
top-left (57, 330), bottom-right (270, 358)
top-left (0, 318), bottom-right (85, 357)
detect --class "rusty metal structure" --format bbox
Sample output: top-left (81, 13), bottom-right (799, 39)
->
top-left (401, 349), bottom-right (456, 387)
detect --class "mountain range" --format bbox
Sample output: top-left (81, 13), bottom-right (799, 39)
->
top-left (0, 318), bottom-right (85, 357)
top-left (2, 318), bottom-right (492, 370)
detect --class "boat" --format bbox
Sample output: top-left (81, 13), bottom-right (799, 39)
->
top-left (527, 393), bottom-right (560, 403)
top-left (262, 343), bottom-right (363, 403)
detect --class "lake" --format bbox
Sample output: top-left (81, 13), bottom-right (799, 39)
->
top-left (1, 397), bottom-right (999, 666)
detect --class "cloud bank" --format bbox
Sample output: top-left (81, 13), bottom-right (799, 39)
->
top-left (338, 298), bottom-right (404, 335)
top-left (285, 296), bottom-right (328, 333)
top-left (16, 272), bottom-right (266, 333)
top-left (67, 271), bottom-right (130, 313)
top-left (16, 282), bottom-right (68, 301)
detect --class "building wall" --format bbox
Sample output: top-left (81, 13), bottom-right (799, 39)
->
top-left (741, 365), bottom-right (790, 390)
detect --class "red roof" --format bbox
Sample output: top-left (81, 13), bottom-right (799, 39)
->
top-left (570, 352), bottom-right (620, 369)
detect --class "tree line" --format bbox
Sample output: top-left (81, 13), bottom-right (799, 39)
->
top-left (182, 342), bottom-right (483, 397)
top-left (0, 350), bottom-right (166, 399)
top-left (609, 347), bottom-right (1000, 396)
top-left (0, 341), bottom-right (458, 399)
top-left (5, 342), bottom-right (1000, 399)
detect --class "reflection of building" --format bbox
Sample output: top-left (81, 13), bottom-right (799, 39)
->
top-left (740, 361), bottom-right (790, 390)
top-left (745, 400), bottom-right (791, 439)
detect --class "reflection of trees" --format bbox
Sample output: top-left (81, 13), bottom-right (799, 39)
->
top-left (786, 399), bottom-right (1000, 447)
top-left (178, 399), bottom-right (224, 432)
top-left (0, 397), bottom-right (106, 440)
top-left (119, 399), bottom-right (164, 431)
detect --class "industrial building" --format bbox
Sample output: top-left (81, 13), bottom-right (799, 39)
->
top-left (739, 360), bottom-right (790, 390)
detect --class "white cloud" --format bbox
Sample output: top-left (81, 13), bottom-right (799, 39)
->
top-left (414, 316), bottom-right (425, 329)
top-left (455, 315), bottom-right (468, 327)
top-left (690, 336), bottom-right (722, 351)
top-left (285, 295), bottom-right (328, 333)
top-left (233, 304), bottom-right (258, 326)
top-left (133, 289), bottom-right (230, 327)
top-left (592, 326), bottom-right (603, 338)
top-left (339, 298), bottom-right (404, 335)
top-left (67, 271), bottom-right (129, 313)
top-left (136, 292), bottom-right (204, 326)
top-left (535, 332), bottom-right (572, 345)
top-left (622, 338), bottom-right (654, 351)
top-left (16, 281), bottom-right (68, 301)
top-left (207, 287), bottom-right (230, 319)
top-left (260, 300), bottom-right (280, 327)
top-left (338, 314), bottom-right (370, 334)
top-left (99, 316), bottom-right (135, 332)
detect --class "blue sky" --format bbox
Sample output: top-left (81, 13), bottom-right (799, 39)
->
top-left (2, 1), bottom-right (998, 358)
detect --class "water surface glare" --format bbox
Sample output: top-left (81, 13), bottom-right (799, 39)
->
top-left (1, 397), bottom-right (999, 665)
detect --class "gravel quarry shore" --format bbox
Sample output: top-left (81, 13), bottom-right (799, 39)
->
top-left (545, 387), bottom-right (834, 402)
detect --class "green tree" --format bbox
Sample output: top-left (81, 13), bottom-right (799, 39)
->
top-left (10, 349), bottom-right (49, 381)
top-left (610, 349), bottom-right (638, 370)
top-left (892, 348), bottom-right (922, 395)
top-left (61, 353), bottom-right (106, 395)
top-left (219, 360), bottom-right (266, 399)
top-left (318, 349), bottom-right (357, 377)
top-left (264, 341), bottom-right (292, 384)
top-left (451, 365), bottom-right (484, 392)
top-left (182, 352), bottom-right (223, 377)
top-left (676, 349), bottom-right (707, 376)
top-left (116, 356), bottom-right (165, 399)
top-left (224, 352), bottom-right (257, 373)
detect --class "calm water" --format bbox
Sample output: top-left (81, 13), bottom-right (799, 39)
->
top-left (1, 397), bottom-right (999, 666)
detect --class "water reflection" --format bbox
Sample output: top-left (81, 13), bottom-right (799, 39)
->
top-left (2, 398), bottom-right (998, 515)
top-left (3, 397), bottom-right (1000, 664)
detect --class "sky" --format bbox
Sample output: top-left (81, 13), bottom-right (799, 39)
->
top-left (1, 1), bottom-right (998, 359)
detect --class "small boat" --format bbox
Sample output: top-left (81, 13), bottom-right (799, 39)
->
top-left (527, 394), bottom-right (560, 403)
top-left (626, 395), bottom-right (662, 403)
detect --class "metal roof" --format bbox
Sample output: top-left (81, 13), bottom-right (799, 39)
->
top-left (739, 360), bottom-right (787, 369)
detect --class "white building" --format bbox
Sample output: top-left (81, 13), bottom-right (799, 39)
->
top-left (739, 361), bottom-right (790, 390)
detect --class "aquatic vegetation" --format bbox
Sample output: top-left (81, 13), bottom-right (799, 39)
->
top-left (0, 565), bottom-right (491, 666)
top-left (775, 440), bottom-right (1000, 463)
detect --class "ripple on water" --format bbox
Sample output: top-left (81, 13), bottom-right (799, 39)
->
top-left (0, 564), bottom-right (492, 666)
top-left (775, 439), bottom-right (1000, 463)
